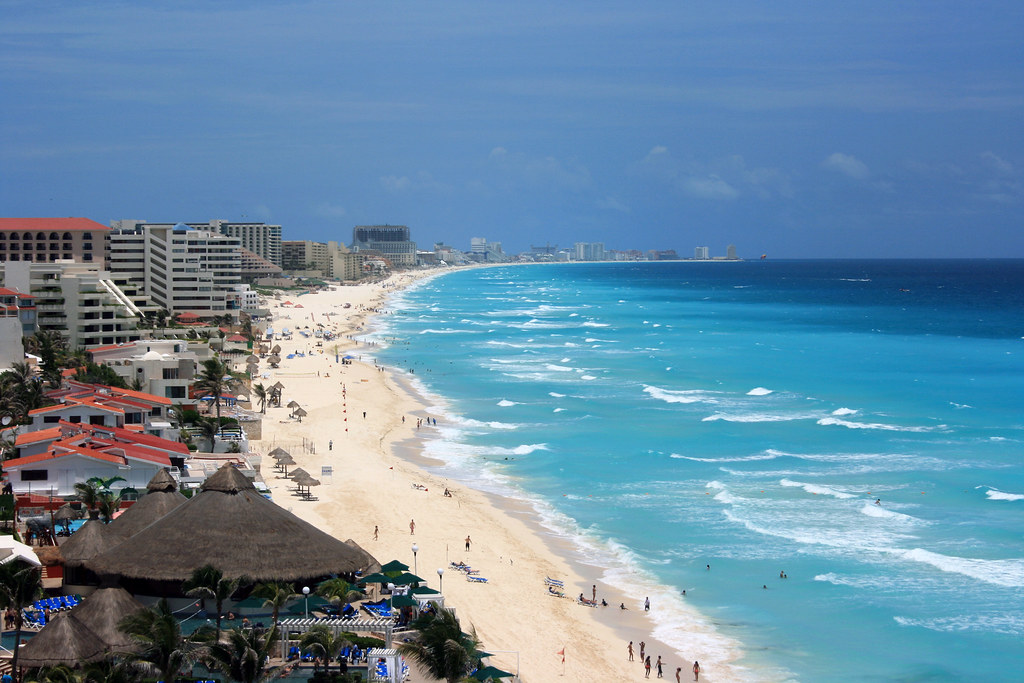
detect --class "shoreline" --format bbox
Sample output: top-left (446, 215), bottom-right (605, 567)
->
top-left (251, 268), bottom-right (743, 682)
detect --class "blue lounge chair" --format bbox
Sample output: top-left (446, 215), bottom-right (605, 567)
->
top-left (467, 575), bottom-right (488, 583)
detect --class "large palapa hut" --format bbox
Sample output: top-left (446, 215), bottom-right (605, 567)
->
top-left (106, 468), bottom-right (187, 538)
top-left (60, 516), bottom-right (125, 587)
top-left (86, 464), bottom-right (376, 593)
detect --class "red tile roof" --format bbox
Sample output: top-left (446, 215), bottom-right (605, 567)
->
top-left (0, 218), bottom-right (109, 232)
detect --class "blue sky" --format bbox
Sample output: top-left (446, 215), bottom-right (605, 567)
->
top-left (2, 1), bottom-right (1022, 258)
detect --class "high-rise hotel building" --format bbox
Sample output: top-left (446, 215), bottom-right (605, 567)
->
top-left (351, 225), bottom-right (417, 267)
top-left (110, 221), bottom-right (241, 322)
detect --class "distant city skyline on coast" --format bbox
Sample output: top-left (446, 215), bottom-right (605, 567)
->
top-left (2, 2), bottom-right (1022, 259)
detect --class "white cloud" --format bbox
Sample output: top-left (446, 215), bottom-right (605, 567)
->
top-left (380, 175), bottom-right (412, 191)
top-left (822, 152), bottom-right (870, 180)
top-left (980, 151), bottom-right (1013, 175)
top-left (682, 175), bottom-right (739, 200)
top-left (597, 196), bottom-right (630, 212)
top-left (313, 202), bottom-right (347, 218)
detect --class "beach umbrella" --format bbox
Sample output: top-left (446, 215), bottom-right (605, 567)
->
top-left (471, 666), bottom-right (514, 680)
top-left (268, 446), bottom-right (289, 457)
top-left (357, 573), bottom-right (391, 585)
top-left (287, 400), bottom-right (300, 409)
top-left (275, 454), bottom-right (296, 470)
top-left (392, 572), bottom-right (425, 585)
top-left (246, 354), bottom-right (260, 364)
top-left (409, 586), bottom-right (441, 596)
top-left (17, 612), bottom-right (108, 667)
top-left (380, 559), bottom-right (410, 573)
top-left (268, 354), bottom-right (281, 367)
top-left (271, 345), bottom-right (282, 354)
top-left (293, 407), bottom-right (307, 422)
top-left (387, 595), bottom-right (418, 609)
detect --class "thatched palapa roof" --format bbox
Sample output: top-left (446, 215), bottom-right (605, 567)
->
top-left (71, 586), bottom-right (146, 651)
top-left (87, 464), bottom-right (377, 582)
top-left (60, 519), bottom-right (125, 569)
top-left (17, 611), bottom-right (108, 667)
top-left (107, 468), bottom-right (187, 538)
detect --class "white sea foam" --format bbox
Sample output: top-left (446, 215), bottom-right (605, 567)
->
top-left (894, 613), bottom-right (1024, 635)
top-left (747, 387), bottom-right (773, 396)
top-left (859, 503), bottom-right (922, 524)
top-left (831, 407), bottom-right (858, 416)
top-left (780, 479), bottom-right (856, 498)
top-left (553, 408), bottom-right (566, 413)
top-left (703, 412), bottom-right (819, 423)
top-left (817, 417), bottom-right (943, 432)
top-left (897, 548), bottom-right (1024, 588)
top-left (581, 321), bottom-right (609, 327)
top-left (980, 486), bottom-right (1024, 501)
top-left (549, 392), bottom-right (565, 398)
top-left (644, 385), bottom-right (720, 404)
top-left (584, 338), bottom-right (615, 343)
top-left (496, 399), bottom-right (519, 407)
top-left (672, 452), bottom-right (781, 462)
top-left (545, 364), bottom-right (574, 372)
top-left (418, 328), bottom-right (467, 334)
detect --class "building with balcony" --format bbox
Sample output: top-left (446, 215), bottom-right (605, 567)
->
top-left (1, 261), bottom-right (148, 349)
top-left (0, 218), bottom-right (109, 266)
top-left (109, 222), bottom-right (241, 322)
top-left (87, 339), bottom-right (209, 406)
top-left (351, 225), bottom-right (417, 267)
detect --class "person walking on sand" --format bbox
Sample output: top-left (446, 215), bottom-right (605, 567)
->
top-left (627, 641), bottom-right (634, 661)
top-left (639, 641), bottom-right (645, 662)
top-left (693, 661), bottom-right (700, 681)
top-left (676, 666), bottom-right (681, 682)
top-left (465, 535), bottom-right (471, 551)
top-left (329, 440), bottom-right (333, 451)
top-left (644, 656), bottom-right (651, 678)
top-left (410, 519), bottom-right (415, 535)
top-left (644, 596), bottom-right (650, 612)
top-left (656, 655), bottom-right (663, 678)
top-left (373, 525), bottom-right (379, 541)
top-left (592, 585), bottom-right (596, 602)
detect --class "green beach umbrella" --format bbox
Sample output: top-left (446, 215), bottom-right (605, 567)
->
top-left (409, 586), bottom-right (441, 596)
top-left (387, 595), bottom-right (418, 608)
top-left (380, 559), bottom-right (410, 574)
top-left (357, 573), bottom-right (391, 585)
top-left (471, 665), bottom-right (514, 680)
top-left (391, 572), bottom-right (425, 585)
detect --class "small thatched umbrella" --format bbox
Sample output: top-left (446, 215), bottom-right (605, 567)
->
top-left (287, 468), bottom-right (309, 486)
top-left (268, 446), bottom-right (290, 459)
top-left (246, 354), bottom-right (260, 365)
top-left (17, 611), bottom-right (108, 668)
top-left (275, 454), bottom-right (296, 475)
top-left (107, 469), bottom-right (187, 539)
top-left (86, 464), bottom-right (376, 584)
top-left (293, 406), bottom-right (307, 422)
top-left (53, 504), bottom-right (80, 534)
top-left (271, 345), bottom-right (282, 355)
top-left (267, 354), bottom-right (281, 368)
top-left (70, 586), bottom-right (146, 651)
top-left (286, 400), bottom-right (300, 409)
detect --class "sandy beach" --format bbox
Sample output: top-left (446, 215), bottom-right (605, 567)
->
top-left (250, 271), bottom-right (728, 682)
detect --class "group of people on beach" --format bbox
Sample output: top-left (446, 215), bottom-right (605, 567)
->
top-left (628, 641), bottom-right (700, 681)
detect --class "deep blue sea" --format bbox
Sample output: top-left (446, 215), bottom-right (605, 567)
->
top-left (369, 260), bottom-right (1024, 682)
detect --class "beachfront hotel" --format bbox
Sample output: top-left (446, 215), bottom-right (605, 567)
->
top-left (351, 225), bottom-right (417, 267)
top-left (109, 221), bottom-right (242, 322)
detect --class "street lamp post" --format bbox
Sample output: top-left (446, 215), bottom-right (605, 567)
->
top-left (412, 543), bottom-right (419, 575)
top-left (302, 586), bottom-right (310, 619)
top-left (437, 567), bottom-right (444, 593)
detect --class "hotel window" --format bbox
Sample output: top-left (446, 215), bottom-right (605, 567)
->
top-left (21, 470), bottom-right (48, 482)
top-left (62, 232), bottom-right (72, 240)
top-left (49, 232), bottom-right (59, 240)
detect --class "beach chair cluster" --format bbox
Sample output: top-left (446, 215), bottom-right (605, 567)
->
top-left (373, 658), bottom-right (410, 681)
top-left (361, 599), bottom-right (396, 619)
top-left (450, 561), bottom-right (487, 583)
top-left (544, 577), bottom-right (566, 598)
top-left (23, 594), bottom-right (82, 627)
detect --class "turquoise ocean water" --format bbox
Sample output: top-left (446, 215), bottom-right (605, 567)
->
top-left (368, 260), bottom-right (1024, 681)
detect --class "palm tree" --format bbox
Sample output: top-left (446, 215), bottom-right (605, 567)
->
top-left (252, 383), bottom-right (268, 414)
top-left (119, 599), bottom-right (201, 683)
top-left (0, 561), bottom-right (43, 672)
top-left (74, 476), bottom-right (126, 518)
top-left (317, 577), bottom-right (363, 609)
top-left (251, 582), bottom-right (295, 625)
top-left (193, 358), bottom-right (236, 425)
top-left (397, 604), bottom-right (481, 683)
top-left (196, 417), bottom-right (220, 452)
top-left (183, 565), bottom-right (245, 642)
top-left (96, 489), bottom-right (122, 523)
top-left (299, 624), bottom-right (350, 674)
top-left (204, 626), bottom-right (281, 683)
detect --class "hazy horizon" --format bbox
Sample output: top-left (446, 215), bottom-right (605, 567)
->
top-left (2, 2), bottom-right (1022, 259)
